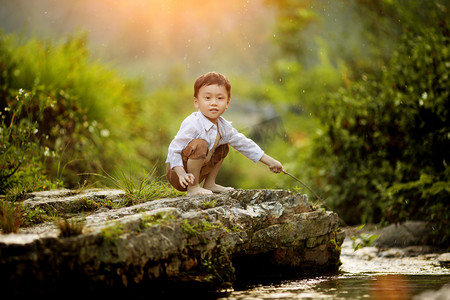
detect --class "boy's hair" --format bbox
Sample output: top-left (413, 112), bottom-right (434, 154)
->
top-left (194, 72), bottom-right (231, 99)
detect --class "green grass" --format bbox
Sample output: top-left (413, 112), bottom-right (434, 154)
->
top-left (87, 166), bottom-right (184, 205)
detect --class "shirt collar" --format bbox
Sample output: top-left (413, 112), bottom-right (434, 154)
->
top-left (197, 111), bottom-right (232, 134)
top-left (197, 111), bottom-right (216, 131)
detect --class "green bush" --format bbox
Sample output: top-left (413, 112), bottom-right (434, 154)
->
top-left (0, 89), bottom-right (59, 195)
top-left (0, 32), bottom-right (191, 196)
top-left (0, 32), bottom-right (128, 189)
top-left (309, 27), bottom-right (449, 245)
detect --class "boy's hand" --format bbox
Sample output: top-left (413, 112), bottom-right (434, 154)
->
top-left (179, 173), bottom-right (195, 188)
top-left (269, 160), bottom-right (286, 174)
top-left (259, 154), bottom-right (286, 174)
top-left (173, 166), bottom-right (195, 188)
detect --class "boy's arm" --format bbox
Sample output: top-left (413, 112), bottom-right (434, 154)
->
top-left (172, 166), bottom-right (195, 188)
top-left (259, 154), bottom-right (286, 174)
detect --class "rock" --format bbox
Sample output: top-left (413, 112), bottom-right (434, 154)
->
top-left (437, 253), bottom-right (450, 267)
top-left (354, 246), bottom-right (378, 260)
top-left (376, 221), bottom-right (433, 248)
top-left (413, 283), bottom-right (450, 300)
top-left (0, 189), bottom-right (344, 296)
top-left (378, 248), bottom-right (405, 258)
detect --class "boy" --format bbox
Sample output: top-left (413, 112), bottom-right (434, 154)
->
top-left (166, 72), bottom-right (286, 196)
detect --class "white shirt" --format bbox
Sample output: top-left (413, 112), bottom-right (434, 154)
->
top-left (166, 111), bottom-right (264, 169)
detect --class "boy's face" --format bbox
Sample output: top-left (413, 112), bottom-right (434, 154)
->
top-left (194, 84), bottom-right (230, 124)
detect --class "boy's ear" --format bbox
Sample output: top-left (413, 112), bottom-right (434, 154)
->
top-left (193, 97), bottom-right (199, 108)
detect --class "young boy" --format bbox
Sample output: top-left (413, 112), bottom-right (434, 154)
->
top-left (166, 72), bottom-right (286, 196)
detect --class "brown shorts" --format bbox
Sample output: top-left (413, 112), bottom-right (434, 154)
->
top-left (166, 139), bottom-right (229, 191)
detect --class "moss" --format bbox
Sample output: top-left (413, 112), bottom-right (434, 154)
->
top-left (181, 245), bottom-right (235, 289)
top-left (74, 197), bottom-right (100, 212)
top-left (327, 237), bottom-right (342, 269)
top-left (139, 212), bottom-right (175, 230)
top-left (100, 222), bottom-right (124, 245)
top-left (201, 197), bottom-right (218, 209)
top-left (22, 205), bottom-right (55, 226)
top-left (200, 246), bottom-right (235, 289)
top-left (179, 218), bottom-right (236, 289)
top-left (181, 219), bottom-right (229, 237)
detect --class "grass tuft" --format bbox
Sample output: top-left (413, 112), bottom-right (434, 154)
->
top-left (86, 166), bottom-right (183, 205)
top-left (0, 201), bottom-right (24, 233)
top-left (56, 217), bottom-right (85, 237)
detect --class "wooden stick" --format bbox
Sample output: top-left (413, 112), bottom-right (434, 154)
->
top-left (284, 171), bottom-right (323, 202)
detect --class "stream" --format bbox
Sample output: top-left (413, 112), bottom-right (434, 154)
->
top-left (216, 238), bottom-right (450, 300)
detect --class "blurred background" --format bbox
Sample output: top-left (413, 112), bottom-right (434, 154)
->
top-left (1, 0), bottom-right (449, 246)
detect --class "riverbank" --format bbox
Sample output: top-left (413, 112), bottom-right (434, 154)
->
top-left (341, 231), bottom-right (449, 276)
top-left (220, 233), bottom-right (450, 300)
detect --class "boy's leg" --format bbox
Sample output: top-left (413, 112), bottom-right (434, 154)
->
top-left (166, 139), bottom-right (213, 195)
top-left (182, 139), bottom-right (213, 195)
top-left (202, 144), bottom-right (234, 193)
top-left (166, 139), bottom-right (209, 192)
top-left (186, 158), bottom-right (213, 196)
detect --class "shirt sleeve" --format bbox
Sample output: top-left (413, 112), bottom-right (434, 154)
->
top-left (165, 118), bottom-right (198, 169)
top-left (227, 126), bottom-right (264, 163)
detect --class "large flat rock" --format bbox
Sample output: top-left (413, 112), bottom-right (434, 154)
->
top-left (0, 189), bottom-right (344, 296)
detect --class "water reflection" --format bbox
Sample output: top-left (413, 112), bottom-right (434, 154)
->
top-left (371, 275), bottom-right (411, 300)
top-left (220, 274), bottom-right (450, 300)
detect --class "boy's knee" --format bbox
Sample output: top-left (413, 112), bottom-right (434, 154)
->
top-left (218, 144), bottom-right (229, 159)
top-left (182, 139), bottom-right (208, 160)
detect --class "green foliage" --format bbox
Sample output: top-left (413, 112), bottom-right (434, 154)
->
top-left (309, 27), bottom-right (449, 245)
top-left (201, 197), bottom-right (218, 209)
top-left (91, 167), bottom-right (183, 205)
top-left (0, 32), bottom-right (181, 193)
top-left (0, 33), bottom-right (117, 188)
top-left (350, 225), bottom-right (379, 251)
top-left (99, 197), bottom-right (124, 210)
top-left (74, 197), bottom-right (100, 212)
top-left (22, 206), bottom-right (54, 227)
top-left (0, 89), bottom-right (59, 195)
top-left (265, 0), bottom-right (319, 63)
top-left (0, 31), bottom-right (192, 201)
top-left (261, 0), bottom-right (450, 248)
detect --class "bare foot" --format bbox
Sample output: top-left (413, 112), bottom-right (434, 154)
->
top-left (203, 183), bottom-right (234, 193)
top-left (187, 185), bottom-right (213, 196)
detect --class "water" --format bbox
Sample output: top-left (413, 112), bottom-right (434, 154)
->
top-left (222, 274), bottom-right (450, 299)
top-left (214, 239), bottom-right (450, 300)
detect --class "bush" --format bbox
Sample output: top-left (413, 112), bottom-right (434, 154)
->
top-left (0, 89), bottom-right (59, 195)
top-left (0, 32), bottom-right (126, 189)
top-left (310, 27), bottom-right (449, 246)
top-left (0, 32), bottom-right (190, 196)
